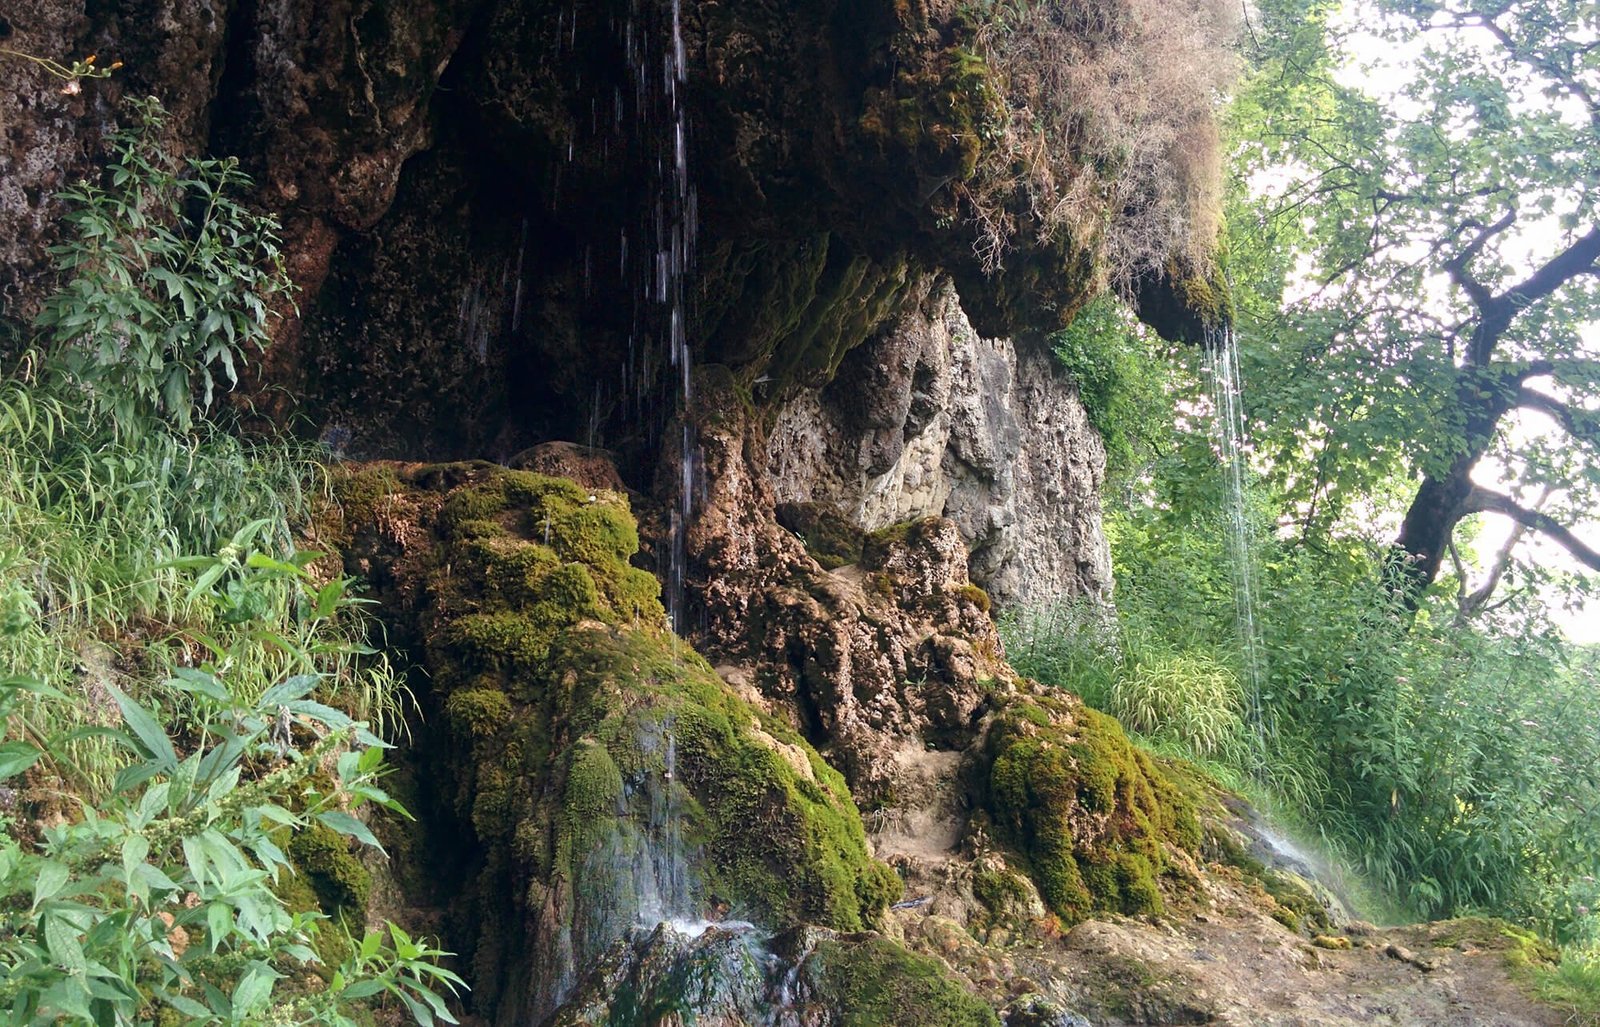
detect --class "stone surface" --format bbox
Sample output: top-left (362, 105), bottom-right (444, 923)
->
top-left (0, 0), bottom-right (231, 330)
top-left (675, 368), bottom-right (1014, 803)
top-left (766, 278), bottom-right (1114, 612)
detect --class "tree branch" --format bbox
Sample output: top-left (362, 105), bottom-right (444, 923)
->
top-left (1443, 210), bottom-right (1517, 316)
top-left (1458, 10), bottom-right (1600, 133)
top-left (1462, 485), bottom-right (1600, 572)
top-left (1472, 225), bottom-right (1600, 363)
top-left (1518, 387), bottom-right (1600, 446)
top-left (1452, 486), bottom-right (1550, 622)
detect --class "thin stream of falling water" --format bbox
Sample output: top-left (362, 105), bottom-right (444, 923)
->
top-left (662, 0), bottom-right (696, 928)
top-left (630, 0), bottom-right (697, 931)
top-left (1205, 326), bottom-right (1267, 765)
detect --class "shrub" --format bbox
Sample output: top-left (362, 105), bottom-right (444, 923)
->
top-left (0, 92), bottom-right (453, 1021)
top-left (0, 671), bottom-right (461, 1024)
top-left (34, 96), bottom-right (292, 433)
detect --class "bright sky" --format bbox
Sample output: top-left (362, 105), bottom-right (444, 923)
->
top-left (1326, 2), bottom-right (1600, 643)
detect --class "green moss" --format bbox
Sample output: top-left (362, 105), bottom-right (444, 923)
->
top-left (331, 465), bottom-right (404, 527)
top-left (565, 739), bottom-right (624, 822)
top-left (806, 937), bottom-right (1000, 1027)
top-left (858, 45), bottom-right (1003, 185)
top-left (955, 583), bottom-right (992, 613)
top-left (545, 625), bottom-right (901, 931)
top-left (1175, 264), bottom-right (1235, 329)
top-left (445, 688), bottom-right (514, 738)
top-left (367, 464), bottom-right (898, 981)
top-left (971, 864), bottom-right (1035, 935)
top-left (982, 695), bottom-right (1200, 923)
top-left (448, 610), bottom-right (560, 675)
top-left (288, 822), bottom-right (373, 917)
top-left (1260, 869), bottom-right (1329, 934)
top-left (1429, 917), bottom-right (1557, 962)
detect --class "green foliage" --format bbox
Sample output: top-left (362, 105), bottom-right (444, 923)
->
top-left (1529, 944), bottom-right (1600, 1026)
top-left (1024, 498), bottom-right (1600, 942)
top-left (1224, 0), bottom-right (1600, 583)
top-left (35, 97), bottom-right (292, 434)
top-left (0, 95), bottom-right (454, 1022)
top-left (1003, 603), bottom-right (1246, 761)
top-left (1051, 297), bottom-right (1184, 476)
top-left (0, 672), bottom-right (461, 1025)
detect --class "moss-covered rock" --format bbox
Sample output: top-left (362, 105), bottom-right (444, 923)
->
top-left (287, 822), bottom-right (374, 918)
top-left (803, 935), bottom-right (1001, 1027)
top-left (331, 462), bottom-right (899, 1020)
top-left (980, 692), bottom-right (1200, 923)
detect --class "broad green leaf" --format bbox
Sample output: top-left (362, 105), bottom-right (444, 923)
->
top-left (317, 811), bottom-right (382, 851)
top-left (108, 685), bottom-right (178, 770)
top-left (0, 741), bottom-right (43, 781)
top-left (33, 861), bottom-right (69, 909)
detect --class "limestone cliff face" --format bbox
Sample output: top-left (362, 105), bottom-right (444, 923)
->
top-left (767, 278), bottom-right (1113, 611)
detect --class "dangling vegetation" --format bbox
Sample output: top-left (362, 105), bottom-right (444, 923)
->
top-left (0, 98), bottom-right (459, 1024)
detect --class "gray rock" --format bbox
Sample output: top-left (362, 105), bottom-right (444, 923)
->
top-left (767, 278), bottom-right (1113, 612)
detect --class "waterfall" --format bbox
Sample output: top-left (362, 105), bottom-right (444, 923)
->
top-left (1204, 325), bottom-right (1267, 763)
top-left (628, 0), bottom-right (696, 931)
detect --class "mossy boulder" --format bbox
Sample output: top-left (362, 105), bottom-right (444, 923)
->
top-left (980, 692), bottom-right (1200, 923)
top-left (538, 624), bottom-right (902, 932)
top-left (331, 463), bottom-right (898, 1020)
top-left (800, 935), bottom-right (1001, 1027)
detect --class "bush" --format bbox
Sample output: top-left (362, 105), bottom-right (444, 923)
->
top-left (34, 97), bottom-right (292, 433)
top-left (1093, 502), bottom-right (1600, 937)
top-left (0, 94), bottom-right (455, 1021)
top-left (0, 670), bottom-right (461, 1024)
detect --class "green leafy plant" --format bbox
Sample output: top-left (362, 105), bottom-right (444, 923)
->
top-left (34, 96), bottom-right (292, 433)
top-left (0, 670), bottom-right (462, 1024)
top-left (0, 90), bottom-right (447, 1023)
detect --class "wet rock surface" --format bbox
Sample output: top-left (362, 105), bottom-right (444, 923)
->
top-left (673, 369), bottom-right (1012, 803)
top-left (325, 462), bottom-right (898, 1023)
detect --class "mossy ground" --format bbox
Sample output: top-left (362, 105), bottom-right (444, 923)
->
top-left (806, 936), bottom-right (1001, 1027)
top-left (981, 691), bottom-right (1201, 924)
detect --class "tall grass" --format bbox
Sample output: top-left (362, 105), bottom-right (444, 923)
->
top-left (1006, 507), bottom-right (1600, 944)
top-left (0, 100), bottom-right (405, 800)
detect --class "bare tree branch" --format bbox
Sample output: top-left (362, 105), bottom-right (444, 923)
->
top-left (1451, 486), bottom-right (1551, 622)
top-left (1462, 485), bottom-right (1600, 572)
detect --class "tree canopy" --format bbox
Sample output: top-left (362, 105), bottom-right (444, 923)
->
top-left (1228, 0), bottom-right (1600, 612)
